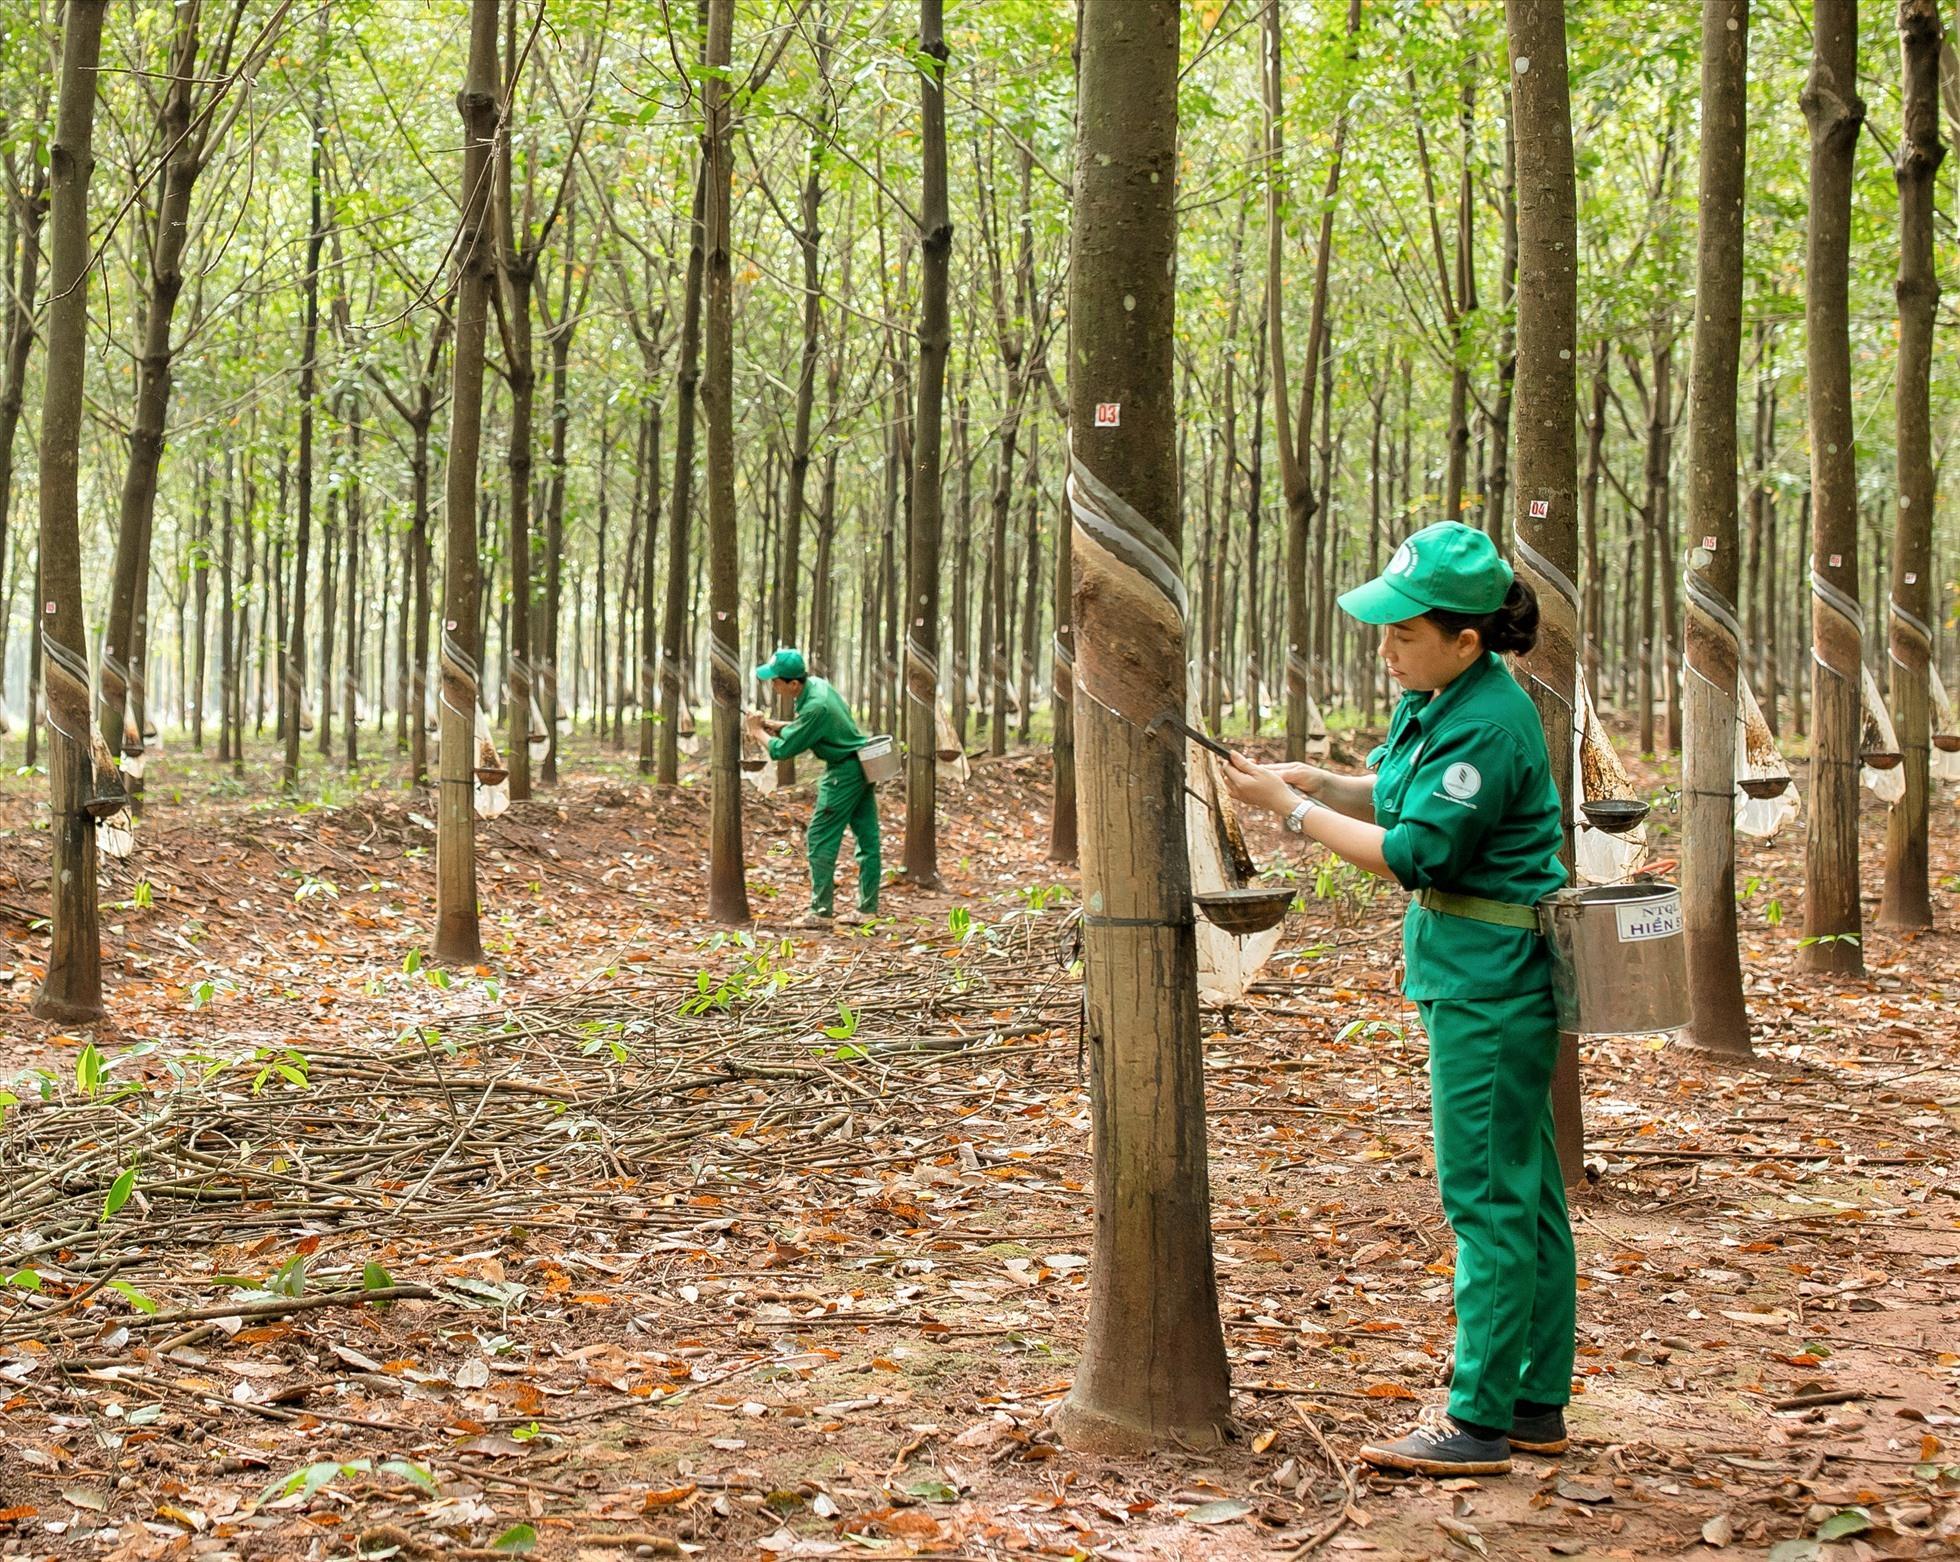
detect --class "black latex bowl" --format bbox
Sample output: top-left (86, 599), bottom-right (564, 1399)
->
top-left (1862, 750), bottom-right (1903, 771)
top-left (1194, 886), bottom-right (1295, 937)
top-left (1580, 798), bottom-right (1648, 835)
top-left (1739, 775), bottom-right (1791, 800)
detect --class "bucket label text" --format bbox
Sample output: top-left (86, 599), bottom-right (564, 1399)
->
top-left (1615, 898), bottom-right (1683, 943)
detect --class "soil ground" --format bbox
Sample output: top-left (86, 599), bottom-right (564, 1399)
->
top-left (1, 721), bottom-right (1956, 1562)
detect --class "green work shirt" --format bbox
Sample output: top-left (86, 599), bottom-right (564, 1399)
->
top-left (765, 676), bottom-right (871, 767)
top-left (1368, 652), bottom-right (1566, 1000)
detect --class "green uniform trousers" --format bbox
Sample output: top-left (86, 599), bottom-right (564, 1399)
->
top-left (1418, 987), bottom-right (1576, 1430)
top-left (807, 759), bottom-right (880, 917)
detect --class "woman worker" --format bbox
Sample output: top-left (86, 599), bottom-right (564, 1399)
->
top-left (1220, 520), bottom-right (1576, 1478)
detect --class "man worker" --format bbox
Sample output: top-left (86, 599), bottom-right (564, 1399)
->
top-left (747, 648), bottom-right (881, 928)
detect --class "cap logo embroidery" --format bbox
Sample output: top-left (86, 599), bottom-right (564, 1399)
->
top-left (1388, 542), bottom-right (1419, 577)
top-left (1441, 762), bottom-right (1482, 801)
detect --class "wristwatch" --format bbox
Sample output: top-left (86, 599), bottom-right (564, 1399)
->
top-left (1283, 796), bottom-right (1318, 834)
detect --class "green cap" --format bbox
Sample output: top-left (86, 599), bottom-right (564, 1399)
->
top-left (754, 647), bottom-right (808, 681)
top-left (1337, 521), bottom-right (1514, 624)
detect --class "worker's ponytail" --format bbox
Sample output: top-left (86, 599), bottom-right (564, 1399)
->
top-left (1483, 579), bottom-right (1539, 654)
top-left (1424, 577), bottom-right (1539, 655)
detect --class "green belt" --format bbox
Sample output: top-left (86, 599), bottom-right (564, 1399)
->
top-left (1415, 886), bottom-right (1543, 931)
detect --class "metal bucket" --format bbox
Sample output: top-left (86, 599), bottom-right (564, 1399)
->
top-left (1543, 882), bottom-right (1688, 1036)
top-left (857, 735), bottom-right (901, 785)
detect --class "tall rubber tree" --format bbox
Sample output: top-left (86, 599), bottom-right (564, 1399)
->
top-left (282, 80), bottom-right (326, 795)
top-left (1265, 0), bottom-right (1358, 761)
top-left (1799, 0), bottom-right (1866, 975)
top-left (96, 0), bottom-right (257, 773)
top-left (32, 0), bottom-right (109, 1024)
top-left (0, 111), bottom-right (49, 699)
top-left (902, 0), bottom-right (951, 887)
top-left (701, 0), bottom-right (750, 924)
top-left (656, 158), bottom-right (706, 785)
top-left (1501, 0), bottom-right (1585, 1181)
top-left (773, 16), bottom-right (832, 788)
top-left (1051, 0), bottom-right (1231, 1453)
top-left (1681, 0), bottom-right (1752, 1053)
top-left (1879, 0), bottom-right (1943, 928)
top-left (433, 0), bottom-right (501, 966)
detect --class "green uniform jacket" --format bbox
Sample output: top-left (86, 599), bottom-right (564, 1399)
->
top-left (765, 676), bottom-right (870, 766)
top-left (1369, 652), bottom-right (1566, 1000)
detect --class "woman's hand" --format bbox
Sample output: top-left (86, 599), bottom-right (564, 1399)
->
top-left (1267, 761), bottom-right (1329, 794)
top-left (1219, 751), bottom-right (1301, 819)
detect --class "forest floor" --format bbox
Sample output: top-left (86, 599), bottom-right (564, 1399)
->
top-left (0, 723), bottom-right (1956, 1562)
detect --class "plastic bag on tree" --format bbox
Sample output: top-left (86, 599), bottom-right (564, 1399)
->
top-left (96, 807), bottom-right (135, 861)
top-left (1304, 693), bottom-right (1330, 762)
top-left (1185, 735), bottom-right (1286, 1005)
top-left (1930, 667), bottom-right (1960, 783)
top-left (935, 703), bottom-right (970, 784)
top-left (1859, 663), bottom-right (1906, 805)
top-left (1732, 672), bottom-right (1800, 838)
top-left (1572, 672), bottom-right (1648, 885)
top-left (528, 692), bottom-right (549, 764)
top-left (677, 697), bottom-right (702, 758)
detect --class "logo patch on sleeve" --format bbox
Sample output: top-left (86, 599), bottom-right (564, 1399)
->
top-left (1441, 762), bottom-right (1482, 801)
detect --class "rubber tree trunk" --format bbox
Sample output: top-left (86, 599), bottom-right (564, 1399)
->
top-left (774, 22), bottom-right (831, 788)
top-left (0, 149), bottom-right (47, 709)
top-left (1050, 0), bottom-right (1231, 1456)
top-left (1484, 108), bottom-right (1519, 546)
top-left (1681, 0), bottom-right (1752, 1054)
top-left (1503, 0), bottom-right (1585, 1185)
top-left (97, 6), bottom-right (202, 771)
top-left (1880, 0), bottom-right (1943, 929)
top-left (657, 159), bottom-right (707, 787)
top-left (191, 481), bottom-right (212, 750)
top-left (499, 159), bottom-right (538, 802)
top-left (434, 0), bottom-right (499, 966)
top-left (701, 0), bottom-right (750, 925)
top-left (902, 0), bottom-right (951, 886)
top-left (343, 408), bottom-right (362, 769)
top-left (1048, 457), bottom-right (1076, 864)
top-left (539, 225), bottom-right (577, 782)
top-left (32, 0), bottom-right (108, 1025)
top-left (1800, 0), bottom-right (1866, 976)
top-left (1266, 0), bottom-right (1357, 763)
top-left (283, 97), bottom-right (325, 795)
top-left (637, 403), bottom-right (664, 772)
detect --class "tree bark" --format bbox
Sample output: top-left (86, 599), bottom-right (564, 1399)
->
top-left (497, 62), bottom-right (539, 803)
top-left (434, 0), bottom-right (500, 965)
top-left (283, 93), bottom-right (326, 795)
top-left (1681, 0), bottom-right (1752, 1054)
top-left (1503, 0), bottom-right (1585, 1184)
top-left (1800, 0), bottom-right (1867, 975)
top-left (0, 140), bottom-right (47, 709)
top-left (1267, 0), bottom-right (1359, 762)
top-left (97, 6), bottom-right (215, 774)
top-left (342, 403), bottom-right (362, 769)
top-left (902, 0), bottom-right (951, 886)
top-left (1051, 0), bottom-right (1231, 1455)
top-left (701, 0), bottom-right (749, 924)
top-left (539, 202), bottom-right (581, 783)
top-left (32, 0), bottom-right (109, 1024)
top-left (1880, 0), bottom-right (1943, 929)
top-left (658, 160), bottom-right (707, 786)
